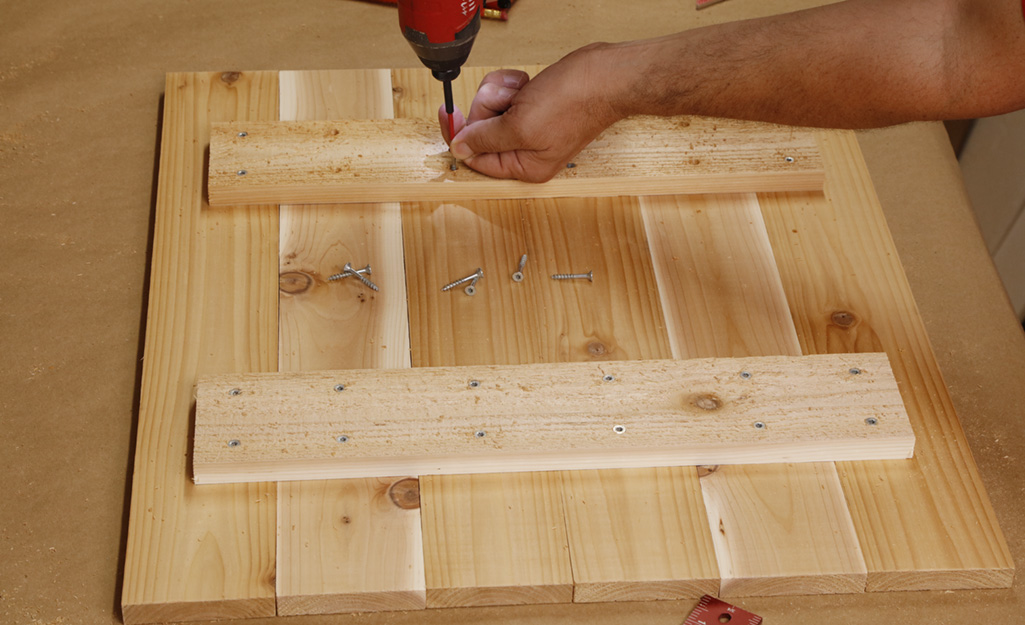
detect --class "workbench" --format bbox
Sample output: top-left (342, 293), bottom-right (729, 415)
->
top-left (2, 1), bottom-right (1023, 624)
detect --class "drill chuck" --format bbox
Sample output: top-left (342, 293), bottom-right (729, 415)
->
top-left (398, 0), bottom-right (482, 81)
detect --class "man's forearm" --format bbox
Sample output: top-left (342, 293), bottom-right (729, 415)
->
top-left (600, 0), bottom-right (1025, 128)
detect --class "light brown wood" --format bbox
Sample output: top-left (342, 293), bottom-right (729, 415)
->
top-left (758, 129), bottom-right (1014, 590)
top-left (420, 472), bottom-right (574, 607)
top-left (206, 116), bottom-right (825, 206)
top-left (699, 463), bottom-right (867, 596)
top-left (640, 192), bottom-right (869, 597)
top-left (121, 72), bottom-right (279, 625)
top-left (191, 354), bottom-right (913, 484)
top-left (274, 69), bottom-right (425, 616)
top-left (561, 467), bottom-right (719, 602)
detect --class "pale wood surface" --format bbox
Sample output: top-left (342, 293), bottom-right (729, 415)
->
top-left (120, 72), bottom-right (280, 624)
top-left (420, 472), bottom-right (574, 607)
top-left (206, 116), bottom-right (824, 205)
top-left (191, 354), bottom-right (913, 483)
top-left (640, 191), bottom-right (869, 596)
top-left (274, 69), bottom-right (425, 616)
top-left (759, 130), bottom-right (1014, 590)
top-left (561, 467), bottom-right (719, 602)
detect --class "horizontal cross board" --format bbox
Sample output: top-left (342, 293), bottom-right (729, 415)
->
top-left (207, 116), bottom-right (824, 205)
top-left (192, 353), bottom-right (914, 484)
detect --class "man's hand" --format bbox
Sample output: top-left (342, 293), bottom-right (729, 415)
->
top-left (441, 45), bottom-right (624, 183)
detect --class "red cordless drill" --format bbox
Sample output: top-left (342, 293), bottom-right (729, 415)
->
top-left (397, 0), bottom-right (482, 137)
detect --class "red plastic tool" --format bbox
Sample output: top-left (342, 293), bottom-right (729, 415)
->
top-left (684, 595), bottom-right (763, 625)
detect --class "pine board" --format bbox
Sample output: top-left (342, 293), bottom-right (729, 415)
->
top-left (206, 116), bottom-right (825, 205)
top-left (274, 69), bottom-right (425, 616)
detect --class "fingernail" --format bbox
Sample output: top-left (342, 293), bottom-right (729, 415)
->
top-left (503, 74), bottom-right (525, 88)
top-left (496, 86), bottom-right (517, 100)
top-left (451, 142), bottom-right (475, 160)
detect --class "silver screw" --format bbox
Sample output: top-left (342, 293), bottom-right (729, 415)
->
top-left (336, 435), bottom-right (350, 443)
top-left (865, 417), bottom-right (879, 426)
top-left (784, 156), bottom-right (795, 163)
top-left (237, 131), bottom-right (248, 137)
top-left (229, 388), bottom-right (242, 396)
top-left (237, 170), bottom-right (247, 176)
top-left (464, 273), bottom-right (481, 296)
top-left (475, 430), bottom-right (486, 438)
top-left (468, 380), bottom-right (480, 388)
top-left (442, 268), bottom-right (483, 292)
top-left (449, 163), bottom-right (458, 171)
top-left (740, 371), bottom-right (752, 379)
top-left (566, 162), bottom-right (577, 168)
top-left (753, 421), bottom-right (766, 430)
top-left (849, 368), bottom-right (862, 375)
top-left (512, 254), bottom-right (528, 282)
top-left (338, 262), bottom-right (379, 291)
top-left (613, 425), bottom-right (626, 434)
top-left (333, 384), bottom-right (345, 392)
top-left (602, 375), bottom-right (615, 382)
top-left (552, 271), bottom-right (593, 282)
top-left (328, 264), bottom-right (372, 282)
top-left (227, 439), bottom-right (241, 447)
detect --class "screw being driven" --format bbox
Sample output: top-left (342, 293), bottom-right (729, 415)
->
top-left (511, 254), bottom-right (527, 282)
top-left (442, 268), bottom-right (483, 292)
top-left (551, 271), bottom-right (593, 282)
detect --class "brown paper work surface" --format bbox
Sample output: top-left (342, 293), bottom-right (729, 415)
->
top-left (2, 1), bottom-right (1022, 624)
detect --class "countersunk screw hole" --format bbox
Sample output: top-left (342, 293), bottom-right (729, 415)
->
top-left (336, 435), bottom-right (350, 443)
top-left (784, 156), bottom-right (795, 163)
top-left (237, 131), bottom-right (248, 137)
top-left (613, 425), bottom-right (626, 434)
top-left (740, 371), bottom-right (752, 379)
top-left (468, 380), bottom-right (480, 388)
top-left (849, 368), bottom-right (862, 375)
top-left (229, 388), bottom-right (242, 396)
top-left (237, 170), bottom-right (247, 176)
top-left (334, 384), bottom-right (346, 392)
top-left (753, 421), bottom-right (766, 430)
top-left (603, 375), bottom-right (615, 382)
top-left (227, 439), bottom-right (241, 448)
top-left (475, 430), bottom-right (486, 438)
top-left (865, 418), bottom-right (879, 426)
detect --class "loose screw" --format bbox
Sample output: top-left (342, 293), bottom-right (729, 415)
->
top-left (339, 262), bottom-right (379, 291)
top-left (512, 254), bottom-right (528, 282)
top-left (465, 274), bottom-right (481, 296)
top-left (328, 264), bottom-right (372, 282)
top-left (442, 268), bottom-right (483, 292)
top-left (551, 271), bottom-right (593, 282)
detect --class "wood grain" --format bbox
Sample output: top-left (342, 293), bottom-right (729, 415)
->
top-left (274, 68), bottom-right (425, 616)
top-left (192, 354), bottom-right (913, 483)
top-left (420, 472), bottom-right (573, 607)
top-left (759, 129), bottom-right (1014, 590)
top-left (561, 467), bottom-right (719, 602)
top-left (207, 116), bottom-right (825, 205)
top-left (640, 191), bottom-right (869, 596)
top-left (121, 71), bottom-right (279, 624)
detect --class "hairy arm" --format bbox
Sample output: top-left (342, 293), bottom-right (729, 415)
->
top-left (448, 0), bottom-right (1025, 181)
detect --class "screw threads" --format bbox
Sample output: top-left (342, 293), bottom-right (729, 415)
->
top-left (442, 268), bottom-right (483, 292)
top-left (551, 271), bottom-right (593, 282)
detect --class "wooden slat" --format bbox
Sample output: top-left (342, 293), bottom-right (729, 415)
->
top-left (274, 69), bottom-right (425, 616)
top-left (561, 467), bottom-right (719, 602)
top-left (192, 354), bottom-right (913, 483)
top-left (640, 193), bottom-right (869, 596)
top-left (206, 116), bottom-right (825, 206)
top-left (121, 71), bottom-right (279, 624)
top-left (759, 130), bottom-right (1014, 590)
top-left (394, 66), bottom-right (574, 609)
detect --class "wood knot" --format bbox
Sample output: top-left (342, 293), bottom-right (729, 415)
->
top-left (587, 341), bottom-right (607, 356)
top-left (389, 478), bottom-right (420, 510)
top-left (279, 271), bottom-right (313, 295)
top-left (341, 515), bottom-right (351, 525)
top-left (692, 394), bottom-right (722, 411)
top-left (220, 71), bottom-right (241, 84)
top-left (831, 310), bottom-right (858, 328)
top-left (697, 465), bottom-right (719, 478)
top-left (392, 86), bottom-right (404, 95)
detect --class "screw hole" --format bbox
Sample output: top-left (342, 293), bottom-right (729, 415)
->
top-left (740, 371), bottom-right (752, 379)
top-left (468, 380), bottom-right (480, 389)
top-left (718, 613), bottom-right (733, 623)
top-left (333, 384), bottom-right (346, 392)
top-left (850, 368), bottom-right (862, 375)
top-left (237, 169), bottom-right (247, 176)
top-left (336, 435), bottom-right (350, 443)
top-left (784, 156), bottom-right (795, 163)
top-left (865, 417), bottom-right (879, 426)
top-left (753, 421), bottom-right (766, 430)
top-left (602, 375), bottom-right (615, 382)
top-left (237, 131), bottom-right (248, 137)
top-left (228, 388), bottom-right (242, 396)
top-left (613, 425), bottom-right (626, 434)
top-left (227, 439), bottom-right (241, 448)
top-left (475, 430), bottom-right (486, 438)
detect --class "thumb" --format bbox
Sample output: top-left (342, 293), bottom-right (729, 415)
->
top-left (450, 114), bottom-right (524, 161)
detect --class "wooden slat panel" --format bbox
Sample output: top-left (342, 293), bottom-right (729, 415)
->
top-left (561, 467), bottom-right (719, 602)
top-left (207, 116), bottom-right (824, 206)
top-left (393, 66), bottom-right (573, 608)
top-left (121, 71), bottom-right (279, 624)
top-left (759, 129), bottom-right (1014, 590)
top-left (640, 193), bottom-right (868, 597)
top-left (192, 354), bottom-right (914, 483)
top-left (274, 69), bottom-right (425, 616)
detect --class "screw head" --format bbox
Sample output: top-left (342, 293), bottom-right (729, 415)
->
top-left (784, 156), bottom-right (795, 163)
top-left (449, 163), bottom-right (458, 171)
top-left (336, 435), bottom-right (350, 443)
top-left (740, 371), bottom-right (752, 379)
top-left (464, 284), bottom-right (476, 296)
top-left (237, 131), bottom-right (248, 137)
top-left (237, 170), bottom-right (247, 176)
top-left (849, 368), bottom-right (862, 375)
top-left (229, 388), bottom-right (242, 396)
top-left (468, 380), bottom-right (480, 389)
top-left (334, 384), bottom-right (346, 392)
top-left (602, 375), bottom-right (615, 382)
top-left (474, 430), bottom-right (486, 438)
top-left (865, 417), bottom-right (879, 426)
top-left (613, 425), bottom-right (626, 434)
top-left (753, 421), bottom-right (766, 430)
top-left (511, 272), bottom-right (524, 282)
top-left (227, 439), bottom-right (241, 448)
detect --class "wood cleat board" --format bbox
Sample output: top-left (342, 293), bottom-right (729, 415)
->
top-left (120, 67), bottom-right (1013, 624)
